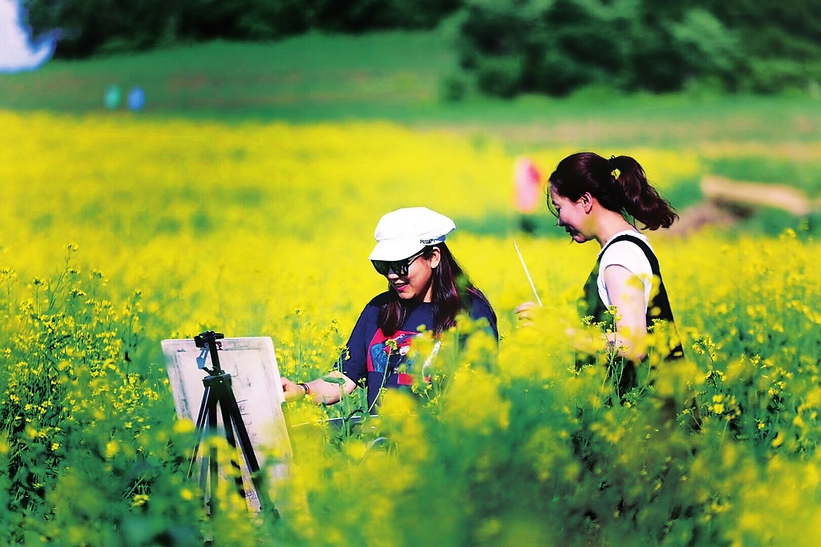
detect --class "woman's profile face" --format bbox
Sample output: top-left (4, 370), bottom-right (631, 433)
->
top-left (550, 186), bottom-right (592, 243)
top-left (384, 248), bottom-right (440, 302)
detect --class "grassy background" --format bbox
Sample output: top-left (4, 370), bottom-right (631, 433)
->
top-left (2, 31), bottom-right (820, 146)
top-left (2, 29), bottom-right (821, 231)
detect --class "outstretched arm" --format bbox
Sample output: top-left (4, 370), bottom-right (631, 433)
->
top-left (515, 266), bottom-right (648, 361)
top-left (281, 370), bottom-right (358, 405)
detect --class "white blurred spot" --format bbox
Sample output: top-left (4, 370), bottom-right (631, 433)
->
top-left (0, 0), bottom-right (56, 73)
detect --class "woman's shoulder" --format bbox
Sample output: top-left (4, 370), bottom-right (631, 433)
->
top-left (599, 232), bottom-right (654, 275)
top-left (464, 289), bottom-right (499, 340)
top-left (465, 289), bottom-right (497, 321)
top-left (363, 291), bottom-right (394, 310)
top-left (601, 230), bottom-right (651, 252)
top-left (602, 232), bottom-right (654, 258)
top-left (350, 292), bottom-right (392, 327)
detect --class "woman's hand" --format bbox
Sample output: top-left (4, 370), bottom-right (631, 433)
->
top-left (515, 301), bottom-right (542, 327)
top-left (280, 377), bottom-right (307, 403)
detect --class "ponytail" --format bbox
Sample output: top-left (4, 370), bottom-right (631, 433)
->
top-left (549, 152), bottom-right (678, 231)
top-left (608, 155), bottom-right (678, 230)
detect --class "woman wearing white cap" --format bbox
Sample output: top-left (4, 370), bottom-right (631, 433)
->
top-left (281, 207), bottom-right (498, 411)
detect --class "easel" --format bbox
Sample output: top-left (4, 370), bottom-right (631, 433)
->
top-left (187, 330), bottom-right (276, 520)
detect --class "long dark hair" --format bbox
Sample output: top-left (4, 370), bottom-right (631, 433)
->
top-left (549, 152), bottom-right (678, 230)
top-left (378, 243), bottom-right (494, 336)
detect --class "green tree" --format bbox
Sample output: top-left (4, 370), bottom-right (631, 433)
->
top-left (24, 0), bottom-right (461, 57)
top-left (452, 0), bottom-right (821, 96)
top-left (23, 0), bottom-right (177, 57)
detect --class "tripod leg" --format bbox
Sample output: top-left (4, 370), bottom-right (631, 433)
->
top-left (190, 371), bottom-right (279, 521)
top-left (187, 385), bottom-right (212, 479)
top-left (220, 387), bottom-right (275, 517)
top-left (222, 389), bottom-right (261, 473)
top-left (218, 393), bottom-right (252, 505)
top-left (207, 387), bottom-right (219, 517)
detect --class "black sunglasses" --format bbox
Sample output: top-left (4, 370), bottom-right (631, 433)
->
top-left (371, 250), bottom-right (426, 276)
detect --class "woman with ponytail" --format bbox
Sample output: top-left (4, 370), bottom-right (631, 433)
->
top-left (282, 207), bottom-right (497, 412)
top-left (516, 152), bottom-right (683, 397)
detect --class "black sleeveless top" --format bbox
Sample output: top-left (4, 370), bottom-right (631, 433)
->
top-left (579, 234), bottom-right (684, 396)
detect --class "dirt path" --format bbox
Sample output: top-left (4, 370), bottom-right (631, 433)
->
top-left (670, 175), bottom-right (820, 235)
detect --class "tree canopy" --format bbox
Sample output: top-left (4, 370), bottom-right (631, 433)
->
top-left (22, 0), bottom-right (821, 95)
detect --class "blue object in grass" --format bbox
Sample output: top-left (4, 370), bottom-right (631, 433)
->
top-left (127, 87), bottom-right (145, 111)
top-left (104, 85), bottom-right (121, 110)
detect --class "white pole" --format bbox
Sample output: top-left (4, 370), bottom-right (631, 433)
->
top-left (513, 240), bottom-right (542, 307)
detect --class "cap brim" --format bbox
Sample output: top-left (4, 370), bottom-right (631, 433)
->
top-left (368, 240), bottom-right (426, 261)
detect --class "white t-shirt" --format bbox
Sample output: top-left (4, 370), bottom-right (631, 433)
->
top-left (596, 231), bottom-right (654, 311)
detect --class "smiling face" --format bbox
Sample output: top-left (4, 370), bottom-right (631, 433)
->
top-left (550, 186), bottom-right (594, 243)
top-left (384, 247), bottom-right (440, 302)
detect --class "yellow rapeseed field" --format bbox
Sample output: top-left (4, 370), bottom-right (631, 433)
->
top-left (1, 111), bottom-right (820, 546)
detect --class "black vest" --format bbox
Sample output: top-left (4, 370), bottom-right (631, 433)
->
top-left (579, 234), bottom-right (684, 396)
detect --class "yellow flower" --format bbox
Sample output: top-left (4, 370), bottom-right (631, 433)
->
top-left (173, 419), bottom-right (196, 435)
top-left (105, 440), bottom-right (119, 458)
top-left (131, 494), bottom-right (149, 507)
